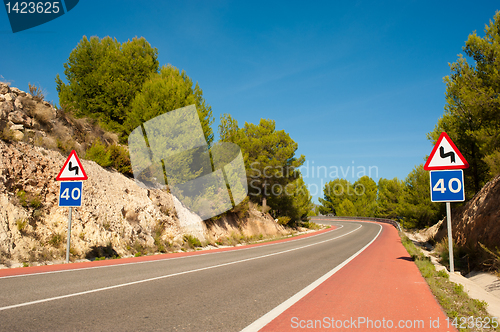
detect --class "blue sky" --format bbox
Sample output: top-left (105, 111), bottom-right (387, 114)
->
top-left (1, 1), bottom-right (499, 202)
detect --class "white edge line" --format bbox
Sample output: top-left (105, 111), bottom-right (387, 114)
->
top-left (0, 225), bottom-right (344, 280)
top-left (0, 224), bottom-right (359, 311)
top-left (240, 223), bottom-right (383, 332)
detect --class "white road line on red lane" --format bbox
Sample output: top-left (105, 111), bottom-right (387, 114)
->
top-left (241, 223), bottom-right (383, 332)
top-left (0, 224), bottom-right (360, 312)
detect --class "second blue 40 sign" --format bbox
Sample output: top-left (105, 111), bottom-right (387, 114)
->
top-left (430, 170), bottom-right (465, 202)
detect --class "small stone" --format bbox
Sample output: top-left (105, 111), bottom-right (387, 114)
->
top-left (0, 102), bottom-right (14, 118)
top-left (8, 110), bottom-right (26, 124)
top-left (0, 83), bottom-right (10, 94)
top-left (12, 130), bottom-right (24, 141)
top-left (10, 124), bottom-right (23, 131)
top-left (14, 99), bottom-right (23, 110)
top-left (3, 93), bottom-right (15, 102)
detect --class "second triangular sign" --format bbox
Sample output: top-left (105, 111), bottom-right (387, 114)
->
top-left (424, 132), bottom-right (469, 170)
top-left (56, 150), bottom-right (88, 181)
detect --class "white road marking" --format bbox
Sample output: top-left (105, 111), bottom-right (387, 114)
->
top-left (0, 224), bottom-right (344, 280)
top-left (0, 224), bottom-right (361, 311)
top-left (240, 223), bottom-right (383, 332)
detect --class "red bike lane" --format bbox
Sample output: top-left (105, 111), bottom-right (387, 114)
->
top-left (259, 222), bottom-right (456, 332)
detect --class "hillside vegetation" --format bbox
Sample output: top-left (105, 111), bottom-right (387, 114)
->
top-left (320, 11), bottom-right (500, 224)
top-left (318, 11), bottom-right (500, 276)
top-left (54, 35), bottom-right (314, 226)
top-left (0, 82), bottom-right (293, 266)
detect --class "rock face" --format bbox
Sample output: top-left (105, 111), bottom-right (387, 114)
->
top-left (452, 175), bottom-right (500, 250)
top-left (0, 82), bottom-right (284, 266)
top-left (0, 139), bottom-right (203, 264)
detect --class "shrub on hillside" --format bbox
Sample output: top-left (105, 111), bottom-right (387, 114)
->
top-left (85, 139), bottom-right (132, 176)
top-left (28, 83), bottom-right (45, 102)
top-left (85, 139), bottom-right (112, 167)
top-left (108, 144), bottom-right (132, 175)
top-left (277, 216), bottom-right (291, 226)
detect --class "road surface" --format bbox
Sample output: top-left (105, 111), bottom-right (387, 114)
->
top-left (0, 220), bottom-right (452, 331)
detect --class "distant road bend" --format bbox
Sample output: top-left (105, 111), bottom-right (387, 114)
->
top-left (0, 220), bottom-right (385, 331)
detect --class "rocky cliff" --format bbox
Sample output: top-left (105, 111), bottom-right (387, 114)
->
top-left (452, 174), bottom-right (500, 250)
top-left (420, 174), bottom-right (500, 257)
top-left (0, 82), bottom-right (285, 267)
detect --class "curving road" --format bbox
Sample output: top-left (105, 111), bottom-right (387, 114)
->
top-left (0, 220), bottom-right (383, 331)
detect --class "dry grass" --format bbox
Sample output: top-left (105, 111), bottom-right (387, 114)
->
top-left (28, 83), bottom-right (45, 102)
top-left (401, 234), bottom-right (499, 331)
top-left (33, 103), bottom-right (55, 128)
top-left (434, 238), bottom-right (500, 277)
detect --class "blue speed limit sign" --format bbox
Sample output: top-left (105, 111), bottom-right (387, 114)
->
top-left (58, 181), bottom-right (83, 207)
top-left (430, 170), bottom-right (465, 202)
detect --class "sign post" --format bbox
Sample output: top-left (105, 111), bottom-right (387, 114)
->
top-left (56, 150), bottom-right (87, 263)
top-left (424, 132), bottom-right (468, 273)
top-left (446, 202), bottom-right (453, 273)
top-left (67, 206), bottom-right (72, 264)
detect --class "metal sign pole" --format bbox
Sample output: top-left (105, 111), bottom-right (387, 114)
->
top-left (66, 207), bottom-right (72, 263)
top-left (446, 202), bottom-right (454, 273)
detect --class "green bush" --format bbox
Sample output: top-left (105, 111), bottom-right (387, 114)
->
top-left (16, 190), bottom-right (43, 210)
top-left (17, 190), bottom-right (28, 207)
top-left (56, 138), bottom-right (76, 155)
top-left (85, 139), bottom-right (133, 176)
top-left (48, 233), bottom-right (63, 247)
top-left (184, 235), bottom-right (202, 248)
top-left (29, 196), bottom-right (42, 209)
top-left (86, 139), bottom-right (112, 167)
top-left (277, 216), bottom-right (291, 226)
top-left (437, 270), bottom-right (449, 278)
top-left (16, 219), bottom-right (28, 232)
top-left (108, 144), bottom-right (132, 175)
top-left (302, 221), bottom-right (320, 230)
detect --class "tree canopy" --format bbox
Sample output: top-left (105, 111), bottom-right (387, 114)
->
top-left (125, 64), bottom-right (214, 146)
top-left (398, 165), bottom-right (444, 228)
top-left (318, 167), bottom-right (444, 227)
top-left (219, 114), bottom-right (310, 222)
top-left (56, 36), bottom-right (159, 135)
top-left (376, 177), bottom-right (405, 219)
top-left (318, 176), bottom-right (377, 217)
top-left (428, 11), bottom-right (500, 198)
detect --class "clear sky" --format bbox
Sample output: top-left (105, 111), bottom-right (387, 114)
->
top-left (1, 1), bottom-right (499, 202)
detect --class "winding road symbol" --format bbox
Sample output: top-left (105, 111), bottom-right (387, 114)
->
top-left (439, 146), bottom-right (455, 163)
top-left (424, 132), bottom-right (469, 170)
top-left (56, 150), bottom-right (88, 181)
top-left (68, 162), bottom-right (79, 175)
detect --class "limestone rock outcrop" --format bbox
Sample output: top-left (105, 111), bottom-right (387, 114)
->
top-left (0, 82), bottom-right (284, 266)
top-left (452, 175), bottom-right (500, 250)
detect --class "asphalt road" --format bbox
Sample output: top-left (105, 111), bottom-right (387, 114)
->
top-left (0, 220), bottom-right (381, 332)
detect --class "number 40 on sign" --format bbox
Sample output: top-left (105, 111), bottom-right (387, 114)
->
top-left (430, 170), bottom-right (465, 202)
top-left (58, 181), bottom-right (83, 207)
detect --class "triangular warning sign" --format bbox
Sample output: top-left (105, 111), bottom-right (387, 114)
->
top-left (424, 132), bottom-right (469, 170)
top-left (56, 150), bottom-right (88, 181)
